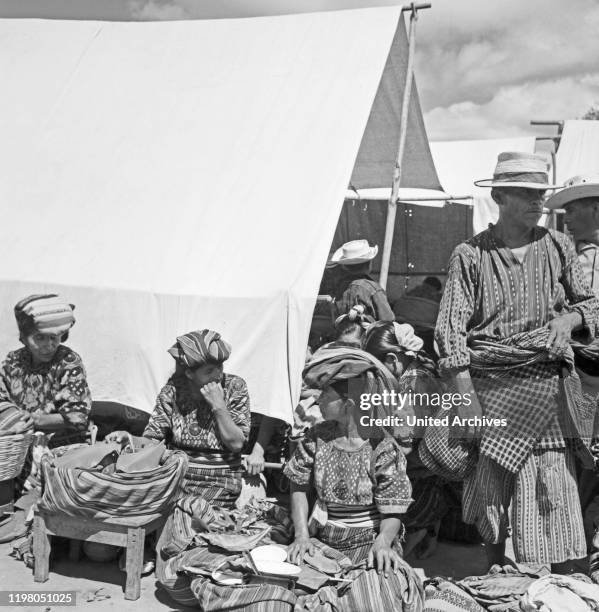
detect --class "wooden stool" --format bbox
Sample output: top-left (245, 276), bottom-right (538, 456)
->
top-left (33, 510), bottom-right (164, 600)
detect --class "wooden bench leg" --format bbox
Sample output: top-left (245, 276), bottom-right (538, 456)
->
top-left (124, 526), bottom-right (144, 600)
top-left (33, 514), bottom-right (51, 582)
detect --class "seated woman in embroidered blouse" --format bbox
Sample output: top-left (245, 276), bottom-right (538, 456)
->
top-left (0, 294), bottom-right (91, 446)
top-left (363, 321), bottom-right (450, 559)
top-left (107, 329), bottom-right (250, 556)
top-left (284, 346), bottom-right (423, 608)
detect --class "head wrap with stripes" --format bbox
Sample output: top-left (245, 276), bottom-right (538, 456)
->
top-left (168, 330), bottom-right (232, 369)
top-left (14, 294), bottom-right (75, 338)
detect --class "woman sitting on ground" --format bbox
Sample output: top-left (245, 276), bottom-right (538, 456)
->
top-left (362, 321), bottom-right (447, 558)
top-left (285, 345), bottom-right (423, 610)
top-left (107, 329), bottom-right (250, 557)
top-left (0, 294), bottom-right (91, 446)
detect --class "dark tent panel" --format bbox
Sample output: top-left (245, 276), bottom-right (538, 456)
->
top-left (331, 199), bottom-right (472, 302)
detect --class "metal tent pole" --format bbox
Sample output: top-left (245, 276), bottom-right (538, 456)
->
top-left (379, 2), bottom-right (431, 290)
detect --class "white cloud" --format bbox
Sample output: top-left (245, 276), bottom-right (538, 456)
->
top-left (416, 0), bottom-right (599, 107)
top-left (425, 75), bottom-right (599, 141)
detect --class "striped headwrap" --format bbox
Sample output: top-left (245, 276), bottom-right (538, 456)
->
top-left (303, 345), bottom-right (413, 442)
top-left (168, 330), bottom-right (232, 369)
top-left (14, 294), bottom-right (75, 337)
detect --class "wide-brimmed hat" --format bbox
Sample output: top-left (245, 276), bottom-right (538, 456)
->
top-left (474, 151), bottom-right (561, 190)
top-left (544, 175), bottom-right (599, 210)
top-left (330, 239), bottom-right (378, 266)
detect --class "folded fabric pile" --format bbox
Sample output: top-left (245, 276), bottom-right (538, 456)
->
top-left (424, 577), bottom-right (485, 612)
top-left (39, 442), bottom-right (188, 520)
top-left (520, 573), bottom-right (599, 611)
top-left (455, 565), bottom-right (545, 612)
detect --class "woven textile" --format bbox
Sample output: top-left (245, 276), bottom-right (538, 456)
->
top-left (463, 449), bottom-right (585, 563)
top-left (160, 461), bottom-right (244, 558)
top-left (14, 294), bottom-right (75, 336)
top-left (469, 331), bottom-right (595, 473)
top-left (0, 346), bottom-right (91, 435)
top-left (423, 578), bottom-right (485, 612)
top-left (143, 372), bottom-right (250, 462)
top-left (167, 329), bottom-right (232, 369)
top-left (456, 565), bottom-right (544, 612)
top-left (38, 449), bottom-right (188, 519)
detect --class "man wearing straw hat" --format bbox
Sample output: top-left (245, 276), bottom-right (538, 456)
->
top-left (546, 176), bottom-right (599, 581)
top-left (546, 175), bottom-right (599, 298)
top-left (435, 152), bottom-right (599, 572)
top-left (329, 239), bottom-right (394, 322)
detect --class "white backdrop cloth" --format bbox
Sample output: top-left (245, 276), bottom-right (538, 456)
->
top-left (0, 8), bottom-right (404, 420)
top-left (431, 137), bottom-right (536, 235)
top-left (556, 120), bottom-right (599, 183)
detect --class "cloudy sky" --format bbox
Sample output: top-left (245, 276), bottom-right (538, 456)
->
top-left (1, 0), bottom-right (598, 141)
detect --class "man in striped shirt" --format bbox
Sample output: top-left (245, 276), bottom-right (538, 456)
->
top-left (546, 176), bottom-right (599, 582)
top-left (435, 152), bottom-right (599, 573)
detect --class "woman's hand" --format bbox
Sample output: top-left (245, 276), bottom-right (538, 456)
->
top-left (287, 536), bottom-right (314, 565)
top-left (104, 430), bottom-right (130, 445)
top-left (243, 446), bottom-right (265, 475)
top-left (367, 535), bottom-right (402, 578)
top-left (200, 381), bottom-right (226, 410)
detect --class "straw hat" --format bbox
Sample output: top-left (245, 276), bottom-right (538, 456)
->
top-left (330, 240), bottom-right (378, 266)
top-left (545, 175), bottom-right (599, 210)
top-left (474, 152), bottom-right (561, 190)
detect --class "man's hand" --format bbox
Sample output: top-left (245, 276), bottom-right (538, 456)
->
top-left (545, 314), bottom-right (577, 359)
top-left (200, 381), bottom-right (226, 410)
top-left (243, 446), bottom-right (265, 475)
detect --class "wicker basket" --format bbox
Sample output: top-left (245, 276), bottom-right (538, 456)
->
top-left (0, 432), bottom-right (33, 480)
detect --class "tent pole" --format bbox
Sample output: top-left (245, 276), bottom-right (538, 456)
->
top-left (379, 2), bottom-right (431, 290)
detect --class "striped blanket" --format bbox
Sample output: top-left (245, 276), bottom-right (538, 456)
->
top-left (38, 449), bottom-right (188, 519)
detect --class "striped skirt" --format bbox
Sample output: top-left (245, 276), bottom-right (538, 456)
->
top-left (463, 447), bottom-right (586, 564)
top-left (304, 522), bottom-right (425, 612)
top-left (158, 461), bottom-right (243, 560)
top-left (157, 546), bottom-right (295, 611)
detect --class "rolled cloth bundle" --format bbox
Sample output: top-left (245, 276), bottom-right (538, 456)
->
top-left (303, 346), bottom-right (414, 443)
top-left (168, 329), bottom-right (232, 369)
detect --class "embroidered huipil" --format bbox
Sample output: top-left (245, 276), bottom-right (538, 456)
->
top-left (284, 422), bottom-right (412, 526)
top-left (0, 345), bottom-right (91, 433)
top-left (143, 373), bottom-right (250, 466)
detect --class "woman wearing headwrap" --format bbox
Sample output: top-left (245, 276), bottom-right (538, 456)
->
top-left (0, 294), bottom-right (90, 546)
top-left (107, 330), bottom-right (250, 566)
top-left (292, 306), bottom-right (375, 439)
top-left (0, 294), bottom-right (90, 445)
top-left (284, 346), bottom-right (424, 611)
top-left (363, 321), bottom-right (448, 559)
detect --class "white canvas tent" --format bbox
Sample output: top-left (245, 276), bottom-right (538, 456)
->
top-left (0, 7), bottom-right (439, 422)
top-left (556, 120), bottom-right (599, 183)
